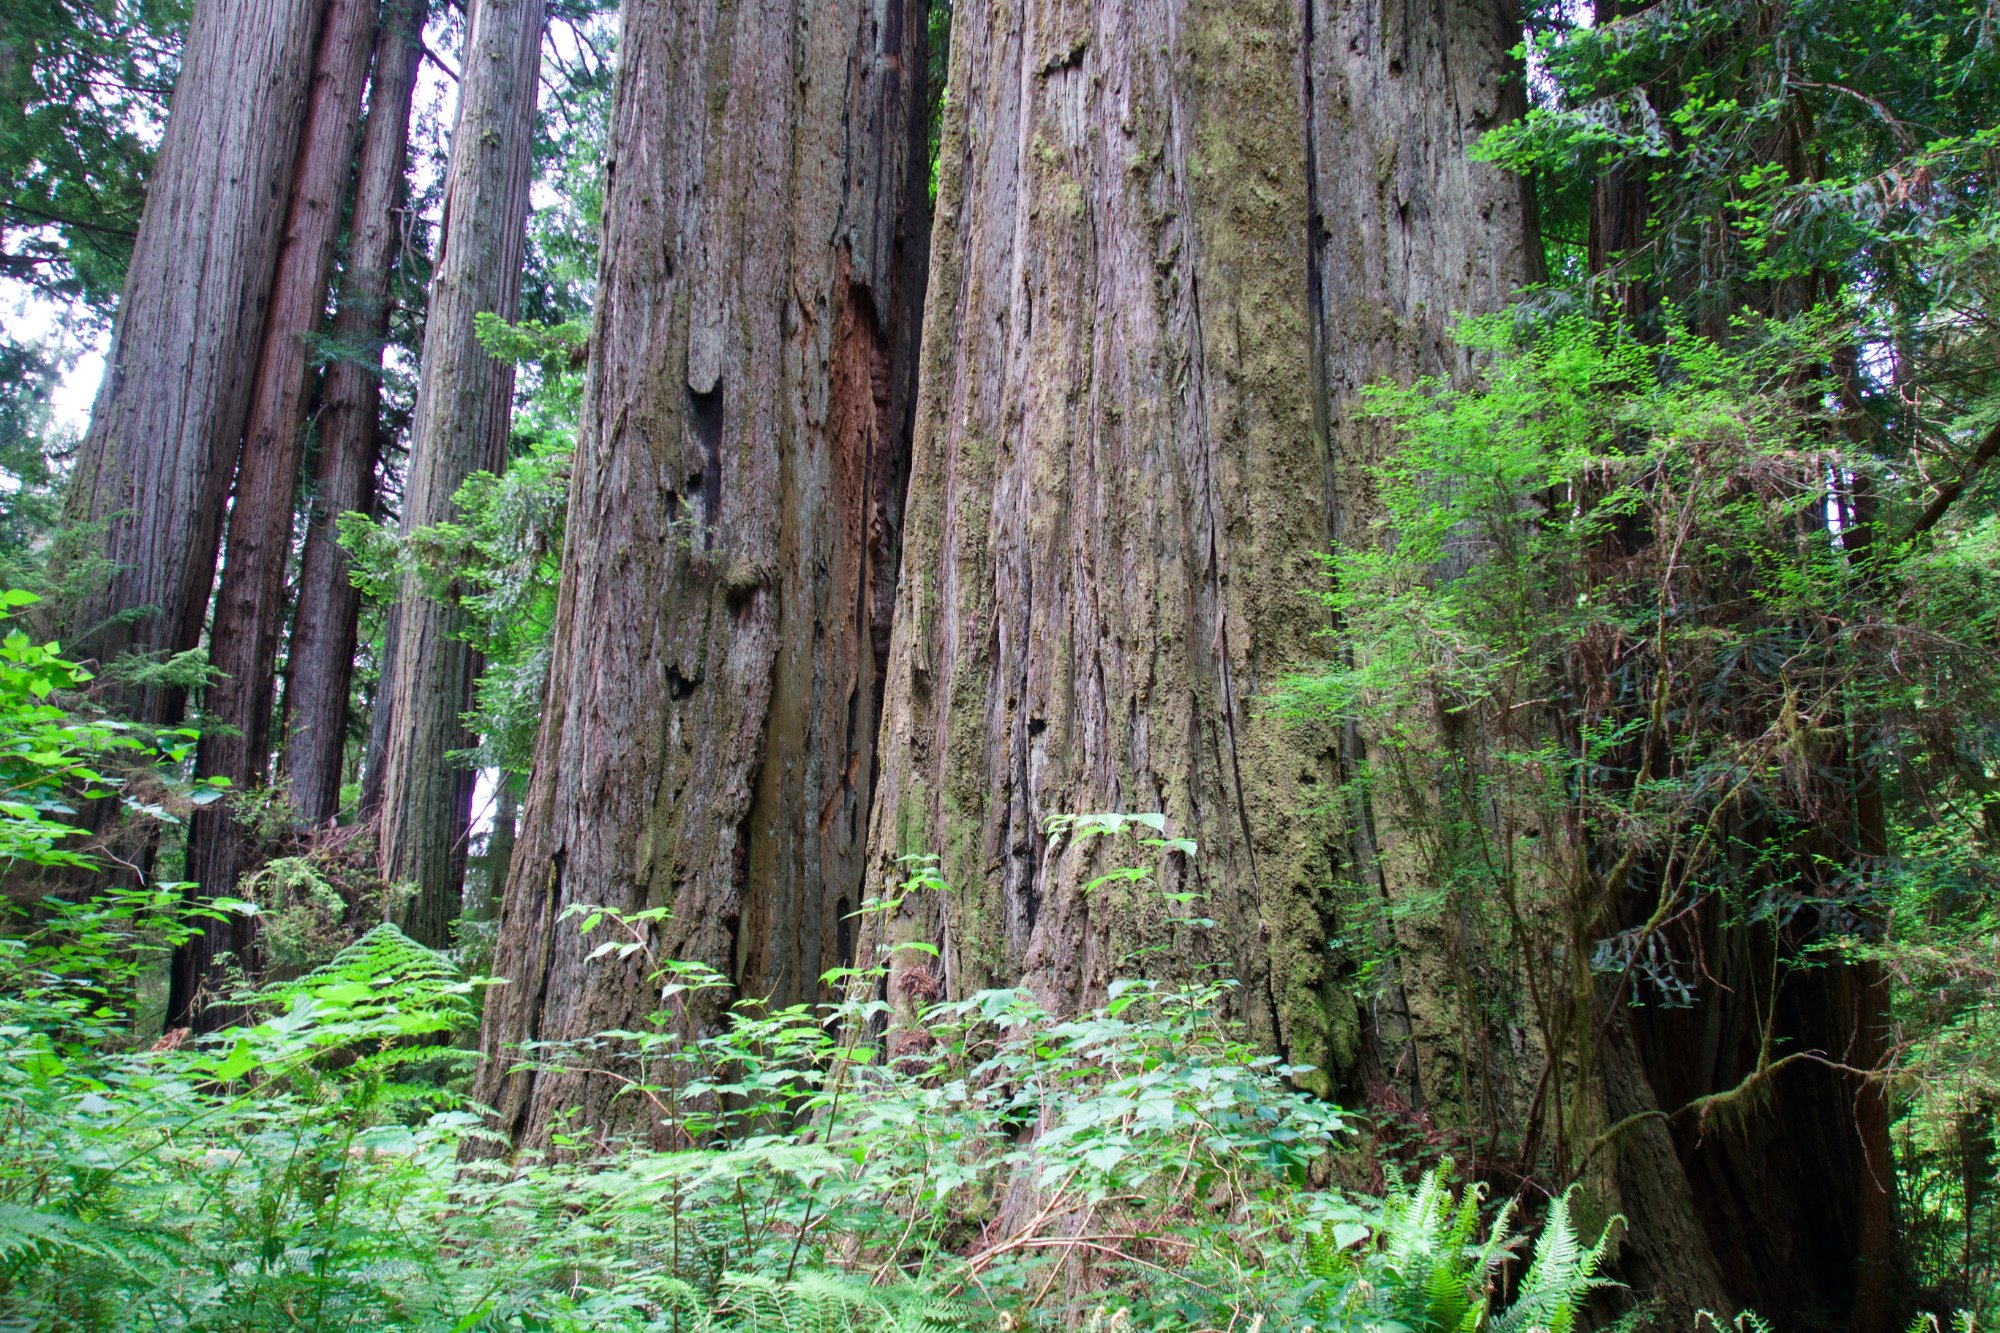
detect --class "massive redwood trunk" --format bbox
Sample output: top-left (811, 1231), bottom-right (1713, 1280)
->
top-left (474, 0), bottom-right (931, 1151)
top-left (282, 0), bottom-right (430, 829)
top-left (376, 0), bottom-right (543, 946)
top-left (56, 0), bottom-right (326, 722)
top-left (1304, 0), bottom-right (1551, 1119)
top-left (172, 0), bottom-right (378, 1029)
top-left (858, 0), bottom-right (1347, 1076)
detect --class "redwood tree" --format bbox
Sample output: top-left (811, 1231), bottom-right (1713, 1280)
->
top-left (376, 0), bottom-right (543, 946)
top-left (474, 0), bottom-right (932, 1150)
top-left (860, 0), bottom-right (1342, 1078)
top-left (56, 0), bottom-right (325, 723)
top-left (282, 0), bottom-right (429, 828)
top-left (173, 0), bottom-right (378, 1028)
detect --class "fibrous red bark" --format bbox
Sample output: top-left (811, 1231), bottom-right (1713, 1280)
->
top-left (474, 0), bottom-right (932, 1151)
top-left (57, 0), bottom-right (326, 724)
top-left (173, 0), bottom-right (379, 1029)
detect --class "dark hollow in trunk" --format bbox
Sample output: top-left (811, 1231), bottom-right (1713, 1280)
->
top-left (474, 0), bottom-right (932, 1152)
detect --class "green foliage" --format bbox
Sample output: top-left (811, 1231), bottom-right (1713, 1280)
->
top-left (340, 315), bottom-right (581, 781)
top-left (0, 0), bottom-right (184, 308)
top-left (1281, 300), bottom-right (2000, 1304)
top-left (1458, 0), bottom-right (2000, 1312)
top-left (0, 831), bottom-right (1618, 1332)
top-left (0, 590), bottom-right (220, 868)
top-left (926, 0), bottom-right (953, 203)
top-left (1500, 0), bottom-right (2000, 343)
top-left (1264, 1166), bottom-right (1615, 1333)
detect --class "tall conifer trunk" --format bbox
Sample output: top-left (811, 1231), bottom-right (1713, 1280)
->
top-left (56, 0), bottom-right (326, 723)
top-left (172, 0), bottom-right (379, 1028)
top-left (283, 0), bottom-right (430, 829)
top-left (377, 0), bottom-right (543, 946)
top-left (860, 0), bottom-right (1344, 1077)
top-left (474, 0), bottom-right (932, 1151)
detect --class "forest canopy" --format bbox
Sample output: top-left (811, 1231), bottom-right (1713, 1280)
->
top-left (0, 0), bottom-right (1995, 1329)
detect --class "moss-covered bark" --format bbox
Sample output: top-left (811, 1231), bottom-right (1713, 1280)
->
top-left (861, 0), bottom-right (1348, 1080)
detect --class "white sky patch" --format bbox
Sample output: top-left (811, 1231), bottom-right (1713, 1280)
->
top-left (0, 278), bottom-right (108, 437)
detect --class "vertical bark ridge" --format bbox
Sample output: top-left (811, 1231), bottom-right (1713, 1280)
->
top-left (475, 0), bottom-right (933, 1150)
top-left (173, 0), bottom-right (379, 1028)
top-left (55, 0), bottom-right (327, 725)
top-left (378, 0), bottom-right (544, 946)
top-left (283, 0), bottom-right (430, 829)
top-left (1305, 0), bottom-right (1547, 1115)
top-left (861, 0), bottom-right (1347, 1081)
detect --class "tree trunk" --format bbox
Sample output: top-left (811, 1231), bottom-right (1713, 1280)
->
top-left (1304, 0), bottom-right (1548, 1112)
top-left (54, 0), bottom-right (325, 724)
top-left (377, 0), bottom-right (542, 947)
top-left (358, 602), bottom-right (399, 819)
top-left (471, 776), bottom-right (516, 921)
top-left (858, 0), bottom-right (1344, 1073)
top-left (474, 0), bottom-right (932, 1151)
top-left (282, 0), bottom-right (430, 829)
top-left (171, 0), bottom-right (379, 1031)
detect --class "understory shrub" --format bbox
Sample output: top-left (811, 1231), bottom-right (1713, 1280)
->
top-left (0, 846), bottom-right (1620, 1332)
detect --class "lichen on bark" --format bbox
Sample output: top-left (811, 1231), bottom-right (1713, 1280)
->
top-left (862, 0), bottom-right (1346, 1080)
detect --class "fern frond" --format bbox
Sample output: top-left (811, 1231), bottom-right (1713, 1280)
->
top-left (710, 1270), bottom-right (983, 1332)
top-left (263, 922), bottom-right (473, 1034)
top-left (1489, 1189), bottom-right (1621, 1333)
top-left (0, 1202), bottom-right (132, 1271)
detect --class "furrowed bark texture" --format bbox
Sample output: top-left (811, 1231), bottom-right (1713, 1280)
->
top-left (378, 0), bottom-right (542, 946)
top-left (1305, 0), bottom-right (1547, 1115)
top-left (173, 0), bottom-right (379, 1029)
top-left (56, 0), bottom-right (325, 721)
top-left (283, 0), bottom-right (429, 828)
top-left (861, 0), bottom-right (1346, 1075)
top-left (474, 0), bottom-right (932, 1149)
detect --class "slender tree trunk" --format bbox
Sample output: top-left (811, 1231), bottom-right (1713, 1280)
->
top-left (283, 0), bottom-right (430, 829)
top-left (471, 776), bottom-right (516, 921)
top-left (55, 0), bottom-right (326, 723)
top-left (377, 0), bottom-right (542, 947)
top-left (474, 0), bottom-right (932, 1151)
top-left (359, 602), bottom-right (399, 819)
top-left (171, 0), bottom-right (379, 1031)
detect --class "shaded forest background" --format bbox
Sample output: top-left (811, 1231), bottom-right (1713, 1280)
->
top-left (0, 0), bottom-right (1997, 1328)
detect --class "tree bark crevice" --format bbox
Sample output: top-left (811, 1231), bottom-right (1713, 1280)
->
top-left (476, 0), bottom-right (933, 1151)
